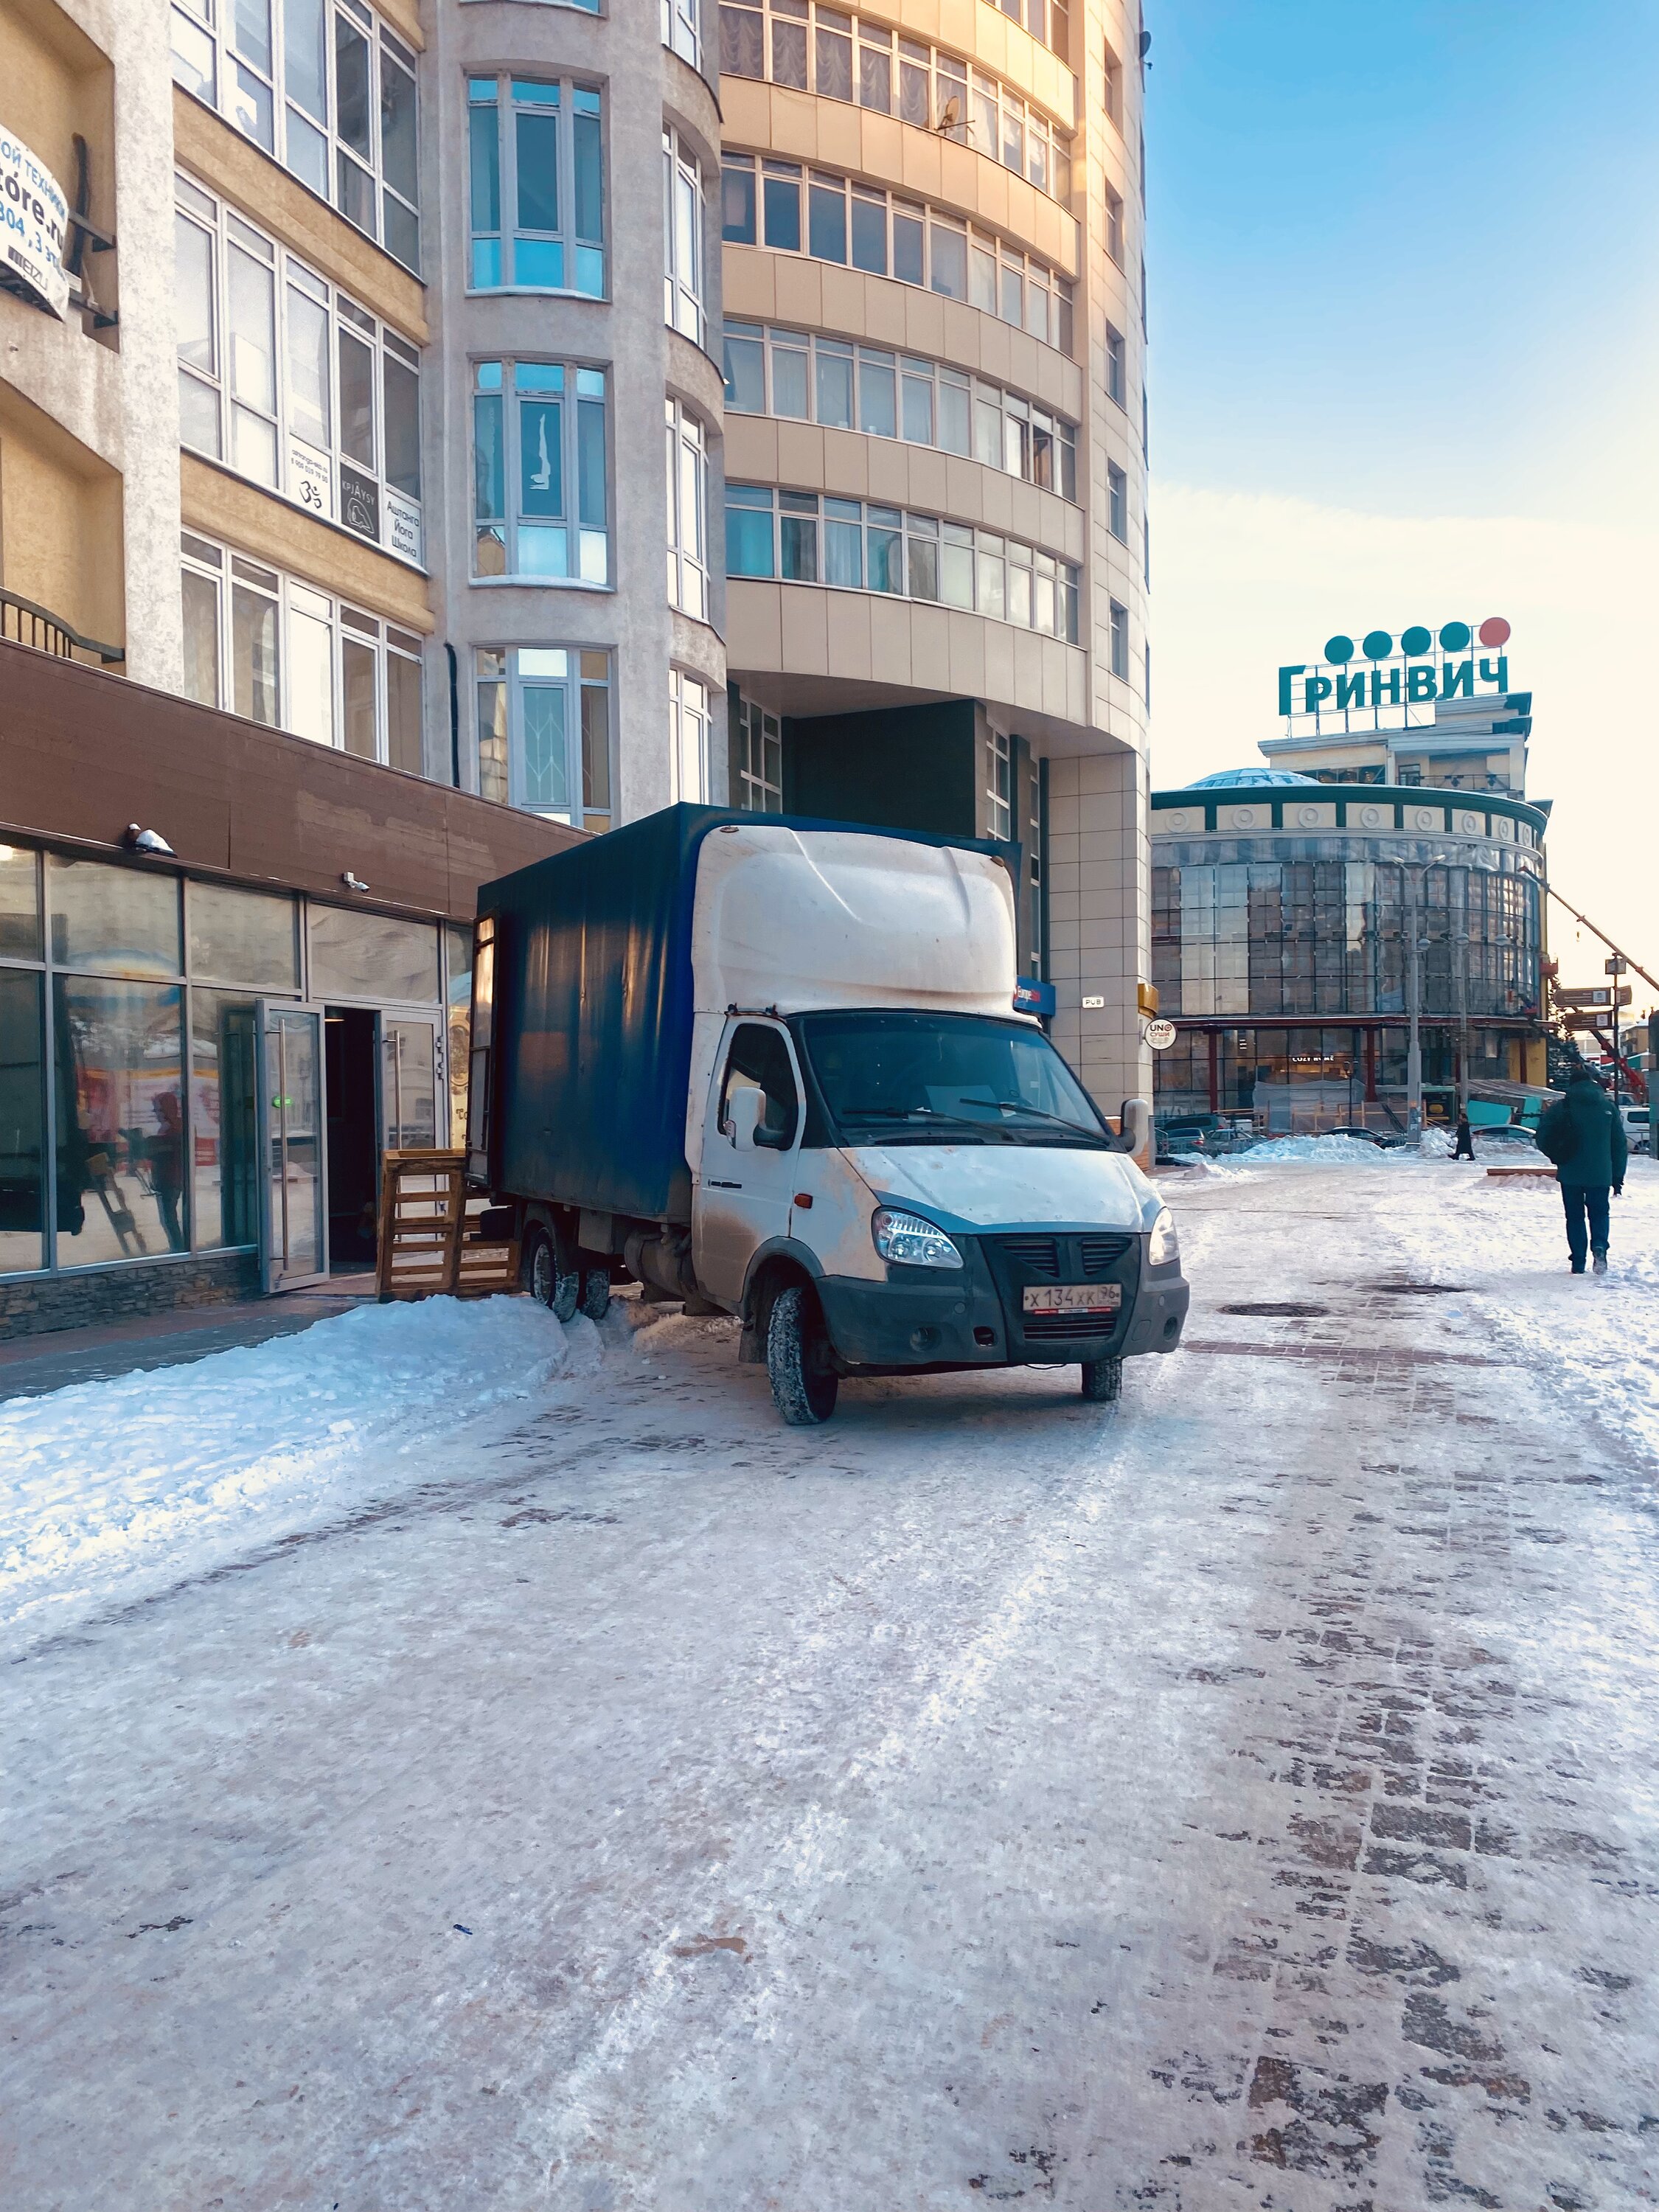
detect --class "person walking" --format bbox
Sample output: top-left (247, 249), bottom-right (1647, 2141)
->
top-left (1453, 1109), bottom-right (1475, 1161)
top-left (1537, 1068), bottom-right (1627, 1275)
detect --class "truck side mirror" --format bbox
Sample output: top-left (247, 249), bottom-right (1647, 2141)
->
top-left (726, 1087), bottom-right (764, 1150)
top-left (1114, 1096), bottom-right (1151, 1158)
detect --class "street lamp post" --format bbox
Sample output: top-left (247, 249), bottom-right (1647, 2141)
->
top-left (1405, 865), bottom-right (1425, 1138)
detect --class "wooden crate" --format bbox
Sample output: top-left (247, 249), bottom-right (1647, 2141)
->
top-left (375, 1149), bottom-right (521, 1300)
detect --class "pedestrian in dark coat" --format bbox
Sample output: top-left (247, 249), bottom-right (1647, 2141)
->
top-left (1453, 1110), bottom-right (1475, 1160)
top-left (1537, 1070), bottom-right (1628, 1274)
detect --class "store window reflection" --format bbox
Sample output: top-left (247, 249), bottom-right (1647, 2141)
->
top-left (54, 978), bottom-right (188, 1264)
top-left (0, 970), bottom-right (45, 1273)
top-left (445, 922), bottom-right (472, 1146)
top-left (191, 992), bottom-right (260, 1250)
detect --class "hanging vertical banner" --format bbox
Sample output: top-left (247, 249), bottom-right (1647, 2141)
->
top-left (0, 130), bottom-right (69, 319)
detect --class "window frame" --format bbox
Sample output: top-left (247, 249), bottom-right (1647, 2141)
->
top-left (174, 174), bottom-right (423, 566)
top-left (475, 645), bottom-right (612, 824)
top-left (720, 157), bottom-right (1075, 353)
top-left (471, 358), bottom-right (611, 587)
top-left (169, 0), bottom-right (420, 271)
top-left (717, 2), bottom-right (1072, 198)
top-left (725, 484), bottom-right (1080, 644)
top-left (665, 397), bottom-right (712, 622)
top-left (734, 690), bottom-right (783, 810)
top-left (669, 667), bottom-right (716, 804)
top-left (467, 74), bottom-right (607, 299)
top-left (722, 321), bottom-right (1077, 501)
top-left (179, 528), bottom-right (423, 768)
top-left (663, 127), bottom-right (707, 342)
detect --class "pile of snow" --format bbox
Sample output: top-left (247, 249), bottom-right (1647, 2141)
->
top-left (1242, 1133), bottom-right (1396, 1164)
top-left (1, 1297), bottom-right (580, 1658)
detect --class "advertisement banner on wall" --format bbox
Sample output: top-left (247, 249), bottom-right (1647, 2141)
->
top-left (0, 130), bottom-right (69, 319)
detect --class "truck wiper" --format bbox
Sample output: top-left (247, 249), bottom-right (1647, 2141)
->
top-left (986, 1100), bottom-right (1114, 1144)
top-left (837, 1105), bottom-right (996, 1135)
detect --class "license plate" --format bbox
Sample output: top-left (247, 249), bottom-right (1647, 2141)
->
top-left (1022, 1282), bottom-right (1122, 1315)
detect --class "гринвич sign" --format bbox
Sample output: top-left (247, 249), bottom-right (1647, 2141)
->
top-left (0, 130), bottom-right (69, 319)
top-left (1279, 617), bottom-right (1512, 717)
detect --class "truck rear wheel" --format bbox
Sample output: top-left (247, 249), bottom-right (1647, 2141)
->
top-left (580, 1267), bottom-right (611, 1321)
top-left (767, 1284), bottom-right (838, 1425)
top-left (1079, 1355), bottom-right (1123, 1403)
top-left (526, 1227), bottom-right (582, 1324)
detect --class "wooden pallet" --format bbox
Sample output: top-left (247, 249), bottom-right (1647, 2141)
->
top-left (1486, 1165), bottom-right (1558, 1181)
top-left (375, 1149), bottom-right (520, 1299)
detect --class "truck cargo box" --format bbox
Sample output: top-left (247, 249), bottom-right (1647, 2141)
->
top-left (476, 805), bottom-right (1014, 1225)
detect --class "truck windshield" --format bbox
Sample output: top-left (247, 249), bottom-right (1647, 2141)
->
top-left (795, 1012), bottom-right (1113, 1148)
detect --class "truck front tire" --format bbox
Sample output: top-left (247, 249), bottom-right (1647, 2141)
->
top-left (1079, 1355), bottom-right (1123, 1403)
top-left (767, 1284), bottom-right (838, 1425)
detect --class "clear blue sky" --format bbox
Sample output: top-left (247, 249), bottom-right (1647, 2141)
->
top-left (1144, 1), bottom-right (1659, 526)
top-left (1143, 3), bottom-right (1659, 978)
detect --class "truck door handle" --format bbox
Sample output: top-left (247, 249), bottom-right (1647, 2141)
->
top-left (707, 1178), bottom-right (742, 1189)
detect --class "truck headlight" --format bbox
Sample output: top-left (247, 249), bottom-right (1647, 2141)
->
top-left (1147, 1206), bottom-right (1179, 1267)
top-left (873, 1208), bottom-right (964, 1270)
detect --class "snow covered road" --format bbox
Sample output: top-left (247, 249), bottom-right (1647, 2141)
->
top-left (3, 1160), bottom-right (1658, 2210)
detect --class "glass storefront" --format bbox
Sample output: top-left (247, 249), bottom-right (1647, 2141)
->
top-left (0, 840), bottom-right (466, 1281)
top-left (1152, 834), bottom-right (1543, 1132)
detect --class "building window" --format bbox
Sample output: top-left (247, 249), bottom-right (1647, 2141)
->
top-left (475, 647), bottom-right (611, 823)
top-left (1105, 183), bottom-right (1124, 265)
top-left (174, 176), bottom-right (422, 565)
top-left (1107, 462), bottom-right (1127, 541)
top-left (1102, 40), bottom-right (1121, 124)
top-left (664, 0), bottom-right (701, 68)
top-left (669, 668), bottom-right (715, 803)
top-left (981, 0), bottom-right (1068, 60)
top-left (665, 400), bottom-right (711, 622)
top-left (1105, 324), bottom-right (1125, 406)
top-left (169, 0), bottom-right (420, 271)
top-left (726, 485), bottom-right (1079, 643)
top-left (467, 76), bottom-right (605, 297)
top-left (733, 690), bottom-right (782, 809)
top-left (1108, 598), bottom-right (1130, 680)
top-left (472, 360), bottom-right (609, 584)
top-left (717, 7), bottom-right (1071, 196)
top-left (722, 322), bottom-right (1077, 499)
top-left (178, 531), bottom-right (423, 771)
top-left (664, 129), bottom-right (706, 341)
top-left (986, 727), bottom-right (1012, 841)
top-left (720, 156), bottom-right (1074, 354)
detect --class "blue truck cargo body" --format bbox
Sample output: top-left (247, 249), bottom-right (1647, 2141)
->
top-left (477, 804), bottom-right (1015, 1227)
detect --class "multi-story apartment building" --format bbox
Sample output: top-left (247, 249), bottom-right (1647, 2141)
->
top-left (0, 0), bottom-right (1150, 1335)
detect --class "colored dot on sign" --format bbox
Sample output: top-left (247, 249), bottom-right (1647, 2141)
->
top-left (1439, 621), bottom-right (1472, 652)
top-left (1324, 634), bottom-right (1354, 664)
top-left (1400, 625), bottom-right (1432, 656)
top-left (1362, 630), bottom-right (1393, 660)
top-left (1478, 616), bottom-right (1511, 647)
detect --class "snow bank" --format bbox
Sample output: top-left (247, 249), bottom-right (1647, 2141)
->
top-left (0, 1297), bottom-right (577, 1657)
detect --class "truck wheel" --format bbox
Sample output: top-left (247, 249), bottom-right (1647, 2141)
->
top-left (1079, 1355), bottom-right (1123, 1403)
top-left (580, 1267), bottom-right (611, 1322)
top-left (767, 1284), bottom-right (838, 1425)
top-left (526, 1228), bottom-right (581, 1323)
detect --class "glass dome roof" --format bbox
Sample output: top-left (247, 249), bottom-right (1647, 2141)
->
top-left (1183, 768), bottom-right (1319, 788)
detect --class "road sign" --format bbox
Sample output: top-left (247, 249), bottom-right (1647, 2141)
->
top-left (1145, 1018), bottom-right (1177, 1050)
top-left (1555, 986), bottom-right (1630, 1009)
top-left (1604, 957), bottom-right (1627, 975)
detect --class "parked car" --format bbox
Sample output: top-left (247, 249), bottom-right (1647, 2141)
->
top-left (1326, 1126), bottom-right (1394, 1147)
top-left (472, 807), bottom-right (1191, 1425)
top-left (1621, 1103), bottom-right (1653, 1155)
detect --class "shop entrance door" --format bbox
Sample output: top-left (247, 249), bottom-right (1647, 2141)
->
top-left (256, 1002), bottom-right (329, 1292)
top-left (380, 1016), bottom-right (441, 1152)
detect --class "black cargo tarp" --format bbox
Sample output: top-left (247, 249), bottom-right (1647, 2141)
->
top-left (479, 804), bottom-right (1016, 1227)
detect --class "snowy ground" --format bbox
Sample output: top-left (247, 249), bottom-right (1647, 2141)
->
top-left (3, 1157), bottom-right (1658, 2211)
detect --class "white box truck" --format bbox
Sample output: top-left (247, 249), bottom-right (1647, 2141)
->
top-left (469, 806), bottom-right (1189, 1425)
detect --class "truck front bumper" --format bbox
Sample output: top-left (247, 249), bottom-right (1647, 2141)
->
top-left (815, 1251), bottom-right (1189, 1373)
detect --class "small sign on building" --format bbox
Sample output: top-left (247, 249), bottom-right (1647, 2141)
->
top-left (0, 129), bottom-right (69, 319)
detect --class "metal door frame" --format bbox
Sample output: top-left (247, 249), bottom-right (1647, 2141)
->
top-left (255, 1000), bottom-right (331, 1293)
top-left (375, 1009), bottom-right (445, 1160)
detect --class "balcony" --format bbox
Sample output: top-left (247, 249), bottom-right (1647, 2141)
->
top-left (0, 587), bottom-right (124, 669)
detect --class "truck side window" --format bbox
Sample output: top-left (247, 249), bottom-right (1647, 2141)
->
top-left (720, 1023), bottom-right (799, 1150)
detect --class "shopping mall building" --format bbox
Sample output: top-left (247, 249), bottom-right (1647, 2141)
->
top-left (1151, 624), bottom-right (1550, 1134)
top-left (2, 1), bottom-right (1152, 1335)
